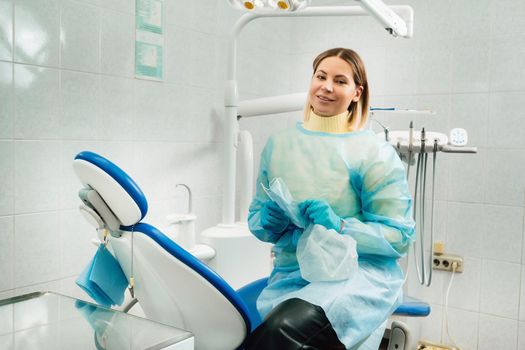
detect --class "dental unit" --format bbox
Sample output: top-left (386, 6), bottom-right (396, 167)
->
top-left (369, 108), bottom-right (477, 287)
top-left (69, 1), bottom-right (444, 349)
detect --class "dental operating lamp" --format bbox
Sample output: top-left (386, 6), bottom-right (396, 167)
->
top-left (228, 0), bottom-right (412, 38)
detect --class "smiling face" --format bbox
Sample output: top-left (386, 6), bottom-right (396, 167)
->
top-left (308, 56), bottom-right (363, 117)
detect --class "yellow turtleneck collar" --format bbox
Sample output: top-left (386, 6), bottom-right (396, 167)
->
top-left (303, 109), bottom-right (350, 134)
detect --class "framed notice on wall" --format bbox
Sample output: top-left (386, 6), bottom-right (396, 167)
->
top-left (135, 0), bottom-right (164, 81)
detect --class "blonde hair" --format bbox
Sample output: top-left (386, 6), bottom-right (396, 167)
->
top-left (304, 48), bottom-right (370, 131)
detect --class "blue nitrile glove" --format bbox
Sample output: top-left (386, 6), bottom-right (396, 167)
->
top-left (299, 199), bottom-right (342, 232)
top-left (260, 200), bottom-right (290, 233)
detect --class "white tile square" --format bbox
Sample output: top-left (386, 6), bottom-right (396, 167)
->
top-left (443, 308), bottom-right (479, 350)
top-left (100, 10), bottom-right (134, 78)
top-left (237, 47), bottom-right (264, 97)
top-left (14, 212), bottom-right (61, 287)
top-left (164, 25), bottom-right (192, 85)
top-left (479, 260), bottom-right (521, 319)
top-left (411, 0), bottom-right (452, 48)
top-left (58, 140), bottom-right (96, 210)
top-left (0, 0), bottom-right (13, 61)
top-left (99, 0), bottom-right (134, 14)
top-left (190, 0), bottom-right (218, 35)
top-left (488, 92), bottom-right (525, 149)
top-left (449, 93), bottom-right (489, 148)
top-left (60, 210), bottom-right (97, 277)
top-left (489, 35), bottom-right (525, 91)
top-left (416, 48), bottom-right (451, 95)
top-left (14, 141), bottom-right (62, 213)
top-left (447, 151), bottom-right (485, 204)
top-left (133, 79), bottom-right (170, 141)
top-left (188, 32), bottom-right (218, 90)
top-left (518, 322), bottom-right (525, 349)
top-left (259, 49), bottom-right (292, 96)
top-left (0, 141), bottom-right (13, 216)
top-left (418, 303), bottom-right (443, 344)
top-left (450, 42), bottom-right (490, 93)
top-left (446, 202), bottom-right (485, 258)
top-left (182, 86), bottom-right (216, 143)
top-left (60, 70), bottom-right (99, 140)
top-left (14, 64), bottom-right (60, 139)
top-left (0, 61), bottom-right (12, 139)
top-left (483, 149), bottom-right (525, 207)
top-left (489, 0), bottom-right (525, 40)
top-left (482, 205), bottom-right (523, 263)
top-left (384, 47), bottom-right (418, 96)
top-left (478, 314), bottom-right (518, 350)
top-left (0, 216), bottom-right (14, 292)
top-left (98, 75), bottom-right (135, 141)
top-left (14, 0), bottom-right (60, 67)
top-left (0, 298), bottom-right (13, 335)
top-left (60, 0), bottom-right (100, 73)
top-left (446, 257), bottom-right (481, 312)
top-left (450, 0), bottom-right (491, 45)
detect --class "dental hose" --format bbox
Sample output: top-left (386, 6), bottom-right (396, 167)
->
top-left (414, 128), bottom-right (437, 286)
top-left (129, 225), bottom-right (135, 298)
top-left (420, 128), bottom-right (428, 285)
top-left (426, 139), bottom-right (438, 287)
top-left (413, 139), bottom-right (423, 284)
top-left (406, 121), bottom-right (413, 180)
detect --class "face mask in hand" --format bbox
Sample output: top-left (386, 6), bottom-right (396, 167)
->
top-left (262, 177), bottom-right (358, 283)
top-left (262, 177), bottom-right (308, 229)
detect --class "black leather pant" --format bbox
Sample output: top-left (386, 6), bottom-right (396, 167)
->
top-left (245, 298), bottom-right (346, 350)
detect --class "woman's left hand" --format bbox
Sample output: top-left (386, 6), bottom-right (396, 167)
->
top-left (299, 199), bottom-right (342, 232)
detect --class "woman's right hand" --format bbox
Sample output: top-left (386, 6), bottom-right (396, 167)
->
top-left (260, 201), bottom-right (290, 233)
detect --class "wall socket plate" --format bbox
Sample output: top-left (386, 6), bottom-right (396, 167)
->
top-left (418, 339), bottom-right (460, 349)
top-left (432, 253), bottom-right (463, 273)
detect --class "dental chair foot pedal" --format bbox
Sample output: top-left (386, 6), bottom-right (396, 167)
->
top-left (387, 321), bottom-right (411, 350)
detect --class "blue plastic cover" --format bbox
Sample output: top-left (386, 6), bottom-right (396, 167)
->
top-left (75, 244), bottom-right (129, 307)
top-left (392, 296), bottom-right (431, 317)
top-left (75, 151), bottom-right (148, 220)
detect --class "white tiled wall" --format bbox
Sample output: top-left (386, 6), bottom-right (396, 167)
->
top-left (0, 0), bottom-right (290, 302)
top-left (287, 0), bottom-right (525, 349)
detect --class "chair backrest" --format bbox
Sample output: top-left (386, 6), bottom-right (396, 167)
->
top-left (111, 224), bottom-right (251, 350)
top-left (73, 151), bottom-right (252, 350)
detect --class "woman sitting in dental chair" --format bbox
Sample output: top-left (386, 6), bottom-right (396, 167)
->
top-left (246, 48), bottom-right (415, 350)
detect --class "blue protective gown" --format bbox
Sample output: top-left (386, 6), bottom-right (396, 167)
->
top-left (248, 123), bottom-right (415, 349)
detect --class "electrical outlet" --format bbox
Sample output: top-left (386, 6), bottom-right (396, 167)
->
top-left (432, 253), bottom-right (463, 273)
top-left (417, 340), bottom-right (460, 350)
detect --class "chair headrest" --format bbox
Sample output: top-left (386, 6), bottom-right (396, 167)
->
top-left (73, 151), bottom-right (148, 226)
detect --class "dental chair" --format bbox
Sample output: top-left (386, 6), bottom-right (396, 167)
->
top-left (73, 151), bottom-right (429, 350)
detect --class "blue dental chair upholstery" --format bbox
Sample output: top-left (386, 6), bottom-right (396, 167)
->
top-left (73, 151), bottom-right (429, 350)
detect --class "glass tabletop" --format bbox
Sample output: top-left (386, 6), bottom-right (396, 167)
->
top-left (0, 291), bottom-right (193, 350)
